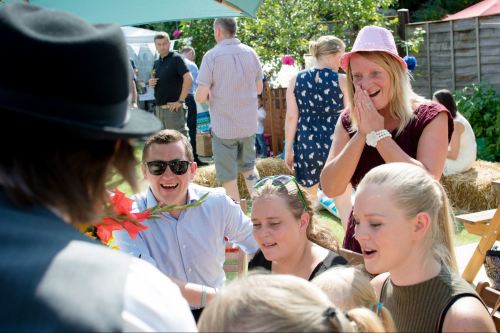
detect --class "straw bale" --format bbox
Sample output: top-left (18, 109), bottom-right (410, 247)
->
top-left (193, 157), bottom-right (291, 199)
top-left (442, 160), bottom-right (500, 213)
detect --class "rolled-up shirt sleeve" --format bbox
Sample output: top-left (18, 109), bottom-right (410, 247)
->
top-left (222, 196), bottom-right (259, 255)
top-left (197, 51), bottom-right (213, 88)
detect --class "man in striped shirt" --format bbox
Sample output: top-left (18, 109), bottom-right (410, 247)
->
top-left (196, 18), bottom-right (263, 202)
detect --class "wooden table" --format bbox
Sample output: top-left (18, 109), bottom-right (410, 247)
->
top-left (457, 180), bottom-right (500, 283)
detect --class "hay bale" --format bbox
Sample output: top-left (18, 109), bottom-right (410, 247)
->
top-left (193, 157), bottom-right (291, 199)
top-left (442, 160), bottom-right (500, 213)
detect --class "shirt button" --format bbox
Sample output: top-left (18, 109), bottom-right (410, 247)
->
top-left (182, 245), bottom-right (186, 249)
top-left (188, 268), bottom-right (192, 272)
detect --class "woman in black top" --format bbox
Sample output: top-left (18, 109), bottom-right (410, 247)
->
top-left (249, 175), bottom-right (347, 280)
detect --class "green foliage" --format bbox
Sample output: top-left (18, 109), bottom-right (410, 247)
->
top-left (178, 20), bottom-right (216, 65)
top-left (397, 26), bottom-right (425, 54)
top-left (238, 0), bottom-right (396, 77)
top-left (454, 83), bottom-right (500, 162)
top-left (397, 0), bottom-right (483, 22)
top-left (140, 22), bottom-right (178, 37)
top-left (143, 0), bottom-right (398, 76)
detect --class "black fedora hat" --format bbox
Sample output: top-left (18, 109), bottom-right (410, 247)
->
top-left (0, 3), bottom-right (161, 138)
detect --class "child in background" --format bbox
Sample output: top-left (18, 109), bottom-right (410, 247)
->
top-left (255, 95), bottom-right (267, 158)
top-left (312, 266), bottom-right (395, 332)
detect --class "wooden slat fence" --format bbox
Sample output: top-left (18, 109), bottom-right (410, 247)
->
top-left (262, 85), bottom-right (286, 156)
top-left (406, 14), bottom-right (500, 98)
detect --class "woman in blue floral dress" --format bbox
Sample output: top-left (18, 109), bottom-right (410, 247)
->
top-left (284, 35), bottom-right (346, 202)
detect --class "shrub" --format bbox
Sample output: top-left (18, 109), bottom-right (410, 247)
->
top-left (454, 82), bottom-right (500, 162)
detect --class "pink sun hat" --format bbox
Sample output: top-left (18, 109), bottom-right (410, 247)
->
top-left (340, 25), bottom-right (407, 71)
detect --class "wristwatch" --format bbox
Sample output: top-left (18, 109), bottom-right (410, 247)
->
top-left (178, 99), bottom-right (185, 104)
top-left (366, 129), bottom-right (392, 147)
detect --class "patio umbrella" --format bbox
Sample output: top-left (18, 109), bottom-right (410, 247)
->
top-left (443, 0), bottom-right (500, 21)
top-left (1, 0), bottom-right (262, 25)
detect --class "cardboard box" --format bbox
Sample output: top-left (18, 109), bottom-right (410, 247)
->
top-left (196, 133), bottom-right (212, 157)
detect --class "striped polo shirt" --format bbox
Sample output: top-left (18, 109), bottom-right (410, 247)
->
top-left (198, 38), bottom-right (263, 139)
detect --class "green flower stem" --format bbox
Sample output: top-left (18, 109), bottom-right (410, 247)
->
top-left (148, 192), bottom-right (209, 217)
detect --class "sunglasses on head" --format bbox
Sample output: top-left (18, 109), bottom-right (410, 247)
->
top-left (253, 175), bottom-right (309, 211)
top-left (145, 160), bottom-right (191, 176)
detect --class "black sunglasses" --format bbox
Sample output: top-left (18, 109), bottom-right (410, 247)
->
top-left (253, 175), bottom-right (309, 211)
top-left (145, 160), bottom-right (192, 176)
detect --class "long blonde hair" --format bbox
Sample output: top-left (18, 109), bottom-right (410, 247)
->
top-left (357, 163), bottom-right (458, 272)
top-left (252, 177), bottom-right (339, 251)
top-left (198, 273), bottom-right (386, 332)
top-left (313, 266), bottom-right (395, 332)
top-left (345, 52), bottom-right (416, 136)
top-left (309, 35), bottom-right (345, 59)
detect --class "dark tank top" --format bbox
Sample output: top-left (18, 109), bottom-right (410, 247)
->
top-left (341, 102), bottom-right (453, 252)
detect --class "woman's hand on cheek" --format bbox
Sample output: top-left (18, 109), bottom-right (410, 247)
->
top-left (355, 85), bottom-right (384, 134)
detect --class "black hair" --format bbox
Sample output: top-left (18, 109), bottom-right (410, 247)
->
top-left (433, 89), bottom-right (457, 118)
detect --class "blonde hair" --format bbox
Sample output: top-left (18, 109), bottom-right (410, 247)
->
top-left (309, 35), bottom-right (345, 59)
top-left (252, 177), bottom-right (339, 251)
top-left (313, 266), bottom-right (395, 332)
top-left (198, 273), bottom-right (386, 332)
top-left (357, 163), bottom-right (458, 272)
top-left (345, 52), bottom-right (415, 136)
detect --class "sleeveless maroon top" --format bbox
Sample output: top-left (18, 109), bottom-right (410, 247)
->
top-left (341, 102), bottom-right (453, 252)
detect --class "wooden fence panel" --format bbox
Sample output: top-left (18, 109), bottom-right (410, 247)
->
top-left (406, 14), bottom-right (500, 98)
top-left (262, 85), bottom-right (286, 156)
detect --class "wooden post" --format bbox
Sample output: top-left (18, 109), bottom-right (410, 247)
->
top-left (426, 22), bottom-right (432, 98)
top-left (397, 9), bottom-right (410, 56)
top-left (450, 20), bottom-right (455, 92)
top-left (476, 17), bottom-right (481, 83)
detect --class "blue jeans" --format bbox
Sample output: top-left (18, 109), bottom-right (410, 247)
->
top-left (185, 94), bottom-right (198, 157)
top-left (255, 133), bottom-right (266, 157)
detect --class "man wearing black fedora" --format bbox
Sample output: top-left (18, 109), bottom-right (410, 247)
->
top-left (0, 3), bottom-right (197, 332)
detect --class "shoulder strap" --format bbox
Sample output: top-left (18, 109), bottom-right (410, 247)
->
top-left (379, 276), bottom-right (391, 303)
top-left (436, 293), bottom-right (483, 332)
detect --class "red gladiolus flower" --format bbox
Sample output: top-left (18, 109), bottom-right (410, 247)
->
top-left (96, 217), bottom-right (124, 244)
top-left (89, 190), bottom-right (208, 247)
top-left (94, 190), bottom-right (150, 245)
top-left (132, 209), bottom-right (151, 222)
top-left (110, 190), bottom-right (134, 216)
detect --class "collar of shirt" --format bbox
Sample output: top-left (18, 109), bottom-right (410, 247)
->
top-left (218, 38), bottom-right (241, 46)
top-left (159, 52), bottom-right (173, 61)
top-left (144, 184), bottom-right (199, 210)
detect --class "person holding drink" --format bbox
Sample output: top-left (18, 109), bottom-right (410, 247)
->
top-left (149, 32), bottom-right (192, 137)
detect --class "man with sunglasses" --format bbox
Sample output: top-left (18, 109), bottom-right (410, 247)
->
top-left (113, 129), bottom-right (258, 321)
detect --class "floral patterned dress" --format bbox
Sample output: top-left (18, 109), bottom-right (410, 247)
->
top-left (293, 68), bottom-right (344, 187)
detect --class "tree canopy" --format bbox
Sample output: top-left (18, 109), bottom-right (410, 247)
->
top-left (141, 0), bottom-right (482, 77)
top-left (178, 0), bottom-right (396, 76)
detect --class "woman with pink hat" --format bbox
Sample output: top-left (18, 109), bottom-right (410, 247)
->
top-left (320, 26), bottom-right (454, 253)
